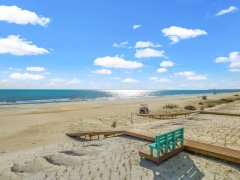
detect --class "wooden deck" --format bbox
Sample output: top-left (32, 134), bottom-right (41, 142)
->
top-left (66, 130), bottom-right (124, 140)
top-left (200, 111), bottom-right (240, 117)
top-left (139, 146), bottom-right (184, 165)
top-left (185, 140), bottom-right (240, 164)
top-left (138, 111), bottom-right (194, 119)
top-left (66, 129), bottom-right (240, 164)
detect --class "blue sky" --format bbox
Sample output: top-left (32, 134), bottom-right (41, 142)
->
top-left (0, 0), bottom-right (240, 89)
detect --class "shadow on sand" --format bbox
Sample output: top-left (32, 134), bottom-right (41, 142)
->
top-left (140, 152), bottom-right (204, 180)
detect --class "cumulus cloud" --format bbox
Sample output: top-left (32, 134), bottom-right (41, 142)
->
top-left (112, 41), bottom-right (131, 49)
top-left (0, 35), bottom-right (49, 56)
top-left (0, 5), bottom-right (50, 26)
top-left (10, 72), bottom-right (45, 80)
top-left (26, 66), bottom-right (46, 72)
top-left (135, 41), bottom-right (161, 48)
top-left (160, 61), bottom-right (175, 67)
top-left (133, 25), bottom-right (141, 29)
top-left (161, 26), bottom-right (207, 44)
top-left (92, 69), bottom-right (112, 75)
top-left (135, 48), bottom-right (165, 58)
top-left (215, 52), bottom-right (240, 72)
top-left (175, 71), bottom-right (207, 80)
top-left (157, 68), bottom-right (168, 73)
top-left (94, 56), bottom-right (143, 69)
top-left (122, 78), bottom-right (140, 83)
top-left (216, 6), bottom-right (238, 16)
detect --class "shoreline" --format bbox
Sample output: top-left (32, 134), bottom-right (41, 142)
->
top-left (1, 89), bottom-right (240, 106)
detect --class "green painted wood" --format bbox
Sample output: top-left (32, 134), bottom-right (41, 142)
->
top-left (148, 127), bottom-right (184, 158)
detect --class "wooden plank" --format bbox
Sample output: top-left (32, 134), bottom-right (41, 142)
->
top-left (66, 130), bottom-right (124, 137)
top-left (185, 140), bottom-right (240, 164)
top-left (137, 111), bottom-right (195, 119)
top-left (139, 146), bottom-right (184, 165)
top-left (125, 129), bottom-right (155, 141)
top-left (200, 111), bottom-right (240, 117)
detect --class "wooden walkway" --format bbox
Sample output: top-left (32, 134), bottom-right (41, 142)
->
top-left (66, 129), bottom-right (240, 164)
top-left (185, 140), bottom-right (240, 164)
top-left (200, 111), bottom-right (240, 117)
top-left (138, 111), bottom-right (195, 119)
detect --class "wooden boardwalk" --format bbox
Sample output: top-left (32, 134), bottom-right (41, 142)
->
top-left (200, 111), bottom-right (240, 117)
top-left (66, 129), bottom-right (240, 164)
top-left (185, 140), bottom-right (240, 164)
top-left (138, 112), bottom-right (193, 119)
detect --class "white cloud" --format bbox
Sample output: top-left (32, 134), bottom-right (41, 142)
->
top-left (229, 69), bottom-right (240, 72)
top-left (68, 78), bottom-right (81, 84)
top-left (160, 61), bottom-right (175, 67)
top-left (216, 6), bottom-right (238, 16)
top-left (47, 78), bottom-right (81, 87)
top-left (175, 71), bottom-right (207, 80)
top-left (10, 72), bottom-right (45, 80)
top-left (161, 26), bottom-right (207, 44)
top-left (149, 77), bottom-right (158, 80)
top-left (110, 77), bottom-right (120, 80)
top-left (94, 56), bottom-right (143, 69)
top-left (156, 78), bottom-right (170, 83)
top-left (215, 57), bottom-right (229, 63)
top-left (135, 48), bottom-right (165, 58)
top-left (215, 52), bottom-right (240, 72)
top-left (133, 25), bottom-right (141, 29)
top-left (49, 78), bottom-right (66, 83)
top-left (47, 78), bottom-right (64, 87)
top-left (0, 5), bottom-right (50, 26)
top-left (113, 41), bottom-right (131, 49)
top-left (157, 68), bottom-right (168, 73)
top-left (0, 35), bottom-right (49, 56)
top-left (149, 77), bottom-right (170, 83)
top-left (92, 69), bottom-right (112, 75)
top-left (175, 71), bottom-right (195, 76)
top-left (187, 75), bottom-right (207, 80)
top-left (135, 41), bottom-right (161, 48)
top-left (122, 78), bottom-right (140, 83)
top-left (26, 66), bottom-right (45, 72)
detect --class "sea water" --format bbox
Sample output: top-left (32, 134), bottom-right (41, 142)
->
top-left (0, 89), bottom-right (240, 105)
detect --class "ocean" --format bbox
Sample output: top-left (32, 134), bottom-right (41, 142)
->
top-left (0, 89), bottom-right (240, 105)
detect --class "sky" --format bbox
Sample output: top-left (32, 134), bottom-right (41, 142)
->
top-left (0, 0), bottom-right (240, 90)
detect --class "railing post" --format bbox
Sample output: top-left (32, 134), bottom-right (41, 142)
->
top-left (164, 134), bottom-right (168, 154)
top-left (150, 147), bottom-right (153, 156)
top-left (180, 128), bottom-right (184, 146)
top-left (173, 131), bottom-right (176, 150)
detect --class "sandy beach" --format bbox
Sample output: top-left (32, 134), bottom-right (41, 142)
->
top-left (0, 93), bottom-right (240, 179)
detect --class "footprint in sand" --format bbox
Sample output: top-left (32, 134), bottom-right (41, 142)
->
top-left (43, 154), bottom-right (83, 167)
top-left (59, 150), bottom-right (85, 157)
top-left (11, 159), bottom-right (50, 174)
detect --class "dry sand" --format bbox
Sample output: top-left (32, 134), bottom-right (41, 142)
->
top-left (0, 93), bottom-right (240, 179)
